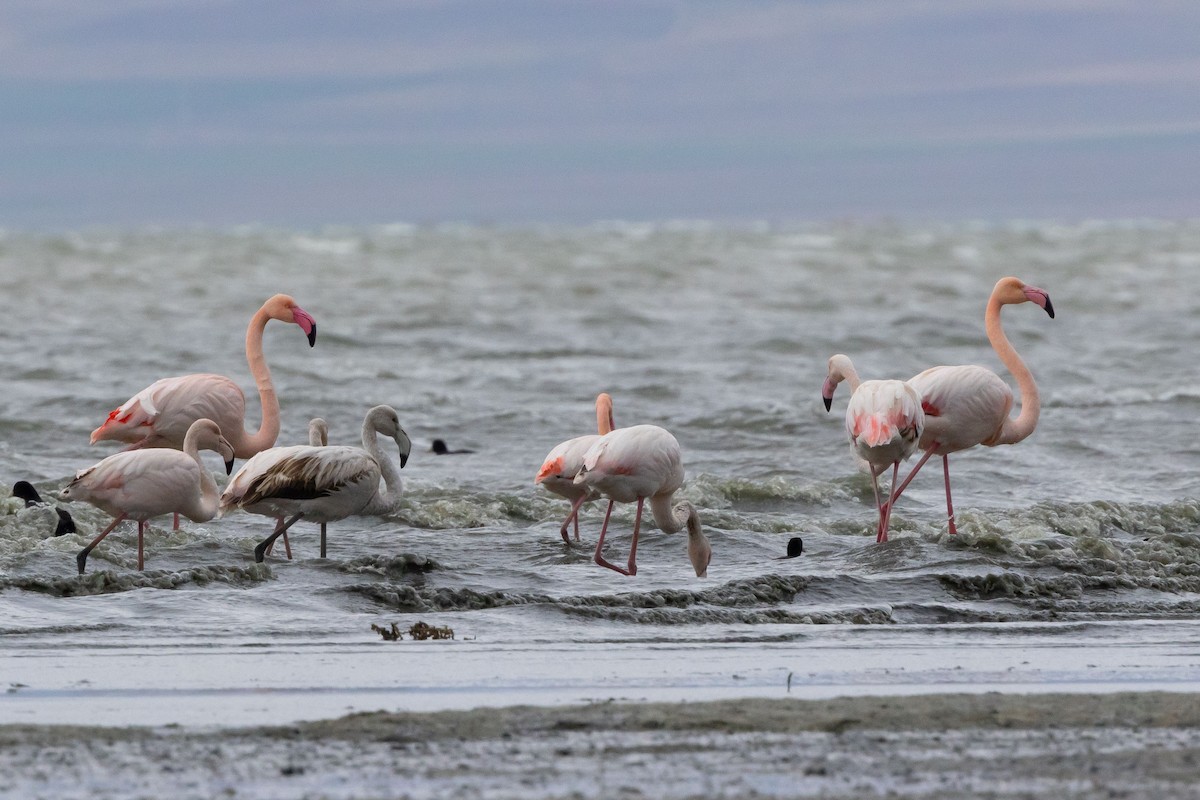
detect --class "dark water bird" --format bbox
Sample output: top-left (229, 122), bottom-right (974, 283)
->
top-left (780, 537), bottom-right (804, 559)
top-left (11, 481), bottom-right (76, 536)
top-left (431, 439), bottom-right (475, 455)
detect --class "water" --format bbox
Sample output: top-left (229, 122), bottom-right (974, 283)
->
top-left (3, 220), bottom-right (1200, 728)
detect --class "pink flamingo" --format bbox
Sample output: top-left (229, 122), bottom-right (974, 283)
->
top-left (882, 276), bottom-right (1055, 534)
top-left (535, 392), bottom-right (616, 542)
top-left (822, 354), bottom-right (925, 542)
top-left (59, 419), bottom-right (235, 574)
top-left (90, 294), bottom-right (317, 457)
top-left (572, 424), bottom-right (711, 577)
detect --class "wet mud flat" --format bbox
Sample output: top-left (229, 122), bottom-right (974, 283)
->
top-left (3, 691), bottom-right (1199, 799)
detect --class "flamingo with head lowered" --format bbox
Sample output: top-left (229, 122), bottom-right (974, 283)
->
top-left (220, 405), bottom-right (412, 561)
top-left (535, 392), bottom-right (616, 543)
top-left (59, 419), bottom-right (235, 574)
top-left (572, 424), bottom-right (711, 577)
top-left (822, 355), bottom-right (925, 542)
top-left (881, 276), bottom-right (1054, 534)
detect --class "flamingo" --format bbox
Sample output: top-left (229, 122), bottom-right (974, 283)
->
top-left (90, 293), bottom-right (317, 456)
top-left (11, 481), bottom-right (76, 537)
top-left (535, 392), bottom-right (615, 542)
top-left (220, 405), bottom-right (412, 562)
top-left (822, 355), bottom-right (925, 542)
top-left (881, 276), bottom-right (1055, 534)
top-left (572, 424), bottom-right (711, 577)
top-left (58, 419), bottom-right (235, 574)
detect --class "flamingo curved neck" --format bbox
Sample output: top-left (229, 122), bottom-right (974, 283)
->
top-left (182, 430), bottom-right (221, 519)
top-left (361, 417), bottom-right (403, 514)
top-left (235, 306), bottom-right (282, 457)
top-left (985, 292), bottom-right (1039, 446)
top-left (650, 495), bottom-right (696, 534)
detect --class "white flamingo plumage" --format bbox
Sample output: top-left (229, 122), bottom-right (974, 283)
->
top-left (90, 294), bottom-right (317, 457)
top-left (882, 276), bottom-right (1055, 534)
top-left (535, 392), bottom-right (616, 542)
top-left (59, 419), bottom-right (235, 574)
top-left (572, 424), bottom-right (711, 577)
top-left (220, 405), bottom-right (412, 561)
top-left (822, 354), bottom-right (925, 542)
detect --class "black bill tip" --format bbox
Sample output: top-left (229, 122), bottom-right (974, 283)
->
top-left (1043, 297), bottom-right (1055, 319)
top-left (822, 396), bottom-right (832, 412)
top-left (307, 324), bottom-right (318, 347)
top-left (225, 458), bottom-right (235, 475)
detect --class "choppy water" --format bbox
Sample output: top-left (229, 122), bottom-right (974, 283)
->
top-left (3, 220), bottom-right (1200, 727)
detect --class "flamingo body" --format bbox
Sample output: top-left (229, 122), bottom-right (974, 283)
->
top-left (59, 419), bottom-right (235, 572)
top-left (909, 365), bottom-right (1012, 452)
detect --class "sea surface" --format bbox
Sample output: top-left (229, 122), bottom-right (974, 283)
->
top-left (2, 220), bottom-right (1200, 728)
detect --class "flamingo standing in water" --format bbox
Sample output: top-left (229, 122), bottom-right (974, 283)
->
top-left (573, 424), bottom-right (711, 577)
top-left (535, 392), bottom-right (616, 542)
top-left (90, 293), bottom-right (317, 456)
top-left (881, 276), bottom-right (1055, 534)
top-left (822, 355), bottom-right (925, 542)
top-left (59, 419), bottom-right (235, 574)
top-left (220, 405), bottom-right (411, 561)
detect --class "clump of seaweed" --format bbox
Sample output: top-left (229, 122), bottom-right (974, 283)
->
top-left (409, 621), bottom-right (455, 640)
top-left (370, 621), bottom-right (455, 641)
top-left (371, 622), bottom-right (402, 641)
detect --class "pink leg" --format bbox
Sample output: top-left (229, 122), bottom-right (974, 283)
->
top-left (265, 520), bottom-right (294, 559)
top-left (878, 461), bottom-right (900, 542)
top-left (137, 520), bottom-right (146, 571)
top-left (76, 513), bottom-right (127, 574)
top-left (626, 498), bottom-right (643, 576)
top-left (942, 455), bottom-right (957, 535)
top-left (594, 500), bottom-right (635, 576)
top-left (880, 449), bottom-right (937, 517)
top-left (560, 495), bottom-right (588, 543)
top-left (282, 530), bottom-right (293, 560)
top-left (173, 512), bottom-right (180, 531)
top-left (319, 524), bottom-right (327, 559)
top-left (870, 471), bottom-right (885, 543)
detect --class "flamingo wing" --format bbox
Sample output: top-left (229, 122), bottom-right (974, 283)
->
top-left (846, 380), bottom-right (925, 458)
top-left (910, 365), bottom-right (1013, 451)
top-left (62, 450), bottom-right (199, 520)
top-left (221, 445), bottom-right (379, 520)
top-left (578, 425), bottom-right (683, 503)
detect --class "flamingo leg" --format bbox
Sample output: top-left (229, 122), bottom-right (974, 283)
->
top-left (319, 524), bottom-right (327, 559)
top-left (254, 513), bottom-right (305, 563)
top-left (942, 455), bottom-right (957, 535)
top-left (137, 520), bottom-right (146, 571)
top-left (880, 449), bottom-right (937, 517)
top-left (626, 497), bottom-right (643, 576)
top-left (77, 514), bottom-right (128, 575)
top-left (560, 495), bottom-right (588, 543)
top-left (594, 500), bottom-right (633, 576)
top-left (264, 521), bottom-right (294, 559)
top-left (878, 461), bottom-right (901, 543)
top-left (870, 470), bottom-right (885, 543)
top-left (173, 512), bottom-right (180, 531)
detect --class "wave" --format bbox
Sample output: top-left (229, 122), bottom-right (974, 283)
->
top-left (2, 564), bottom-right (273, 597)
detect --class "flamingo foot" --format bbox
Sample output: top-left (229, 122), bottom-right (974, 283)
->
top-left (594, 552), bottom-right (635, 576)
top-left (76, 548), bottom-right (93, 575)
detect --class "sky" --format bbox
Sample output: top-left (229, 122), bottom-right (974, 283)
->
top-left (2, 0), bottom-right (1199, 228)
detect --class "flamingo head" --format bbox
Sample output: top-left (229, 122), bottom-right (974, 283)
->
top-left (262, 294), bottom-right (318, 346)
top-left (822, 354), bottom-right (855, 411)
top-left (685, 509), bottom-right (711, 578)
top-left (994, 277), bottom-right (1055, 319)
top-left (367, 405), bottom-right (411, 468)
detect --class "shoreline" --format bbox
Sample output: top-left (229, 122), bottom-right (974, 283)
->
top-left (4, 692), bottom-right (1199, 799)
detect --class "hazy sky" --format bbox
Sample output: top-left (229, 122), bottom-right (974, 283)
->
top-left (3, 0), bottom-right (1199, 227)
